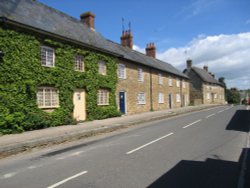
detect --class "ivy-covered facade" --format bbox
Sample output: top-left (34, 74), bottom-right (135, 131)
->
top-left (0, 0), bottom-right (191, 134)
top-left (0, 26), bottom-right (120, 134)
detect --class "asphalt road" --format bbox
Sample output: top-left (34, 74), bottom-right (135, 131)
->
top-left (0, 105), bottom-right (249, 188)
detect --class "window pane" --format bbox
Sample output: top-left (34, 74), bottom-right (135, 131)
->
top-left (41, 46), bottom-right (54, 67)
top-left (74, 55), bottom-right (84, 71)
top-left (98, 89), bottom-right (109, 105)
top-left (37, 87), bottom-right (59, 108)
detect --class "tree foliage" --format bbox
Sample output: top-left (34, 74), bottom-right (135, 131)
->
top-left (226, 89), bottom-right (241, 104)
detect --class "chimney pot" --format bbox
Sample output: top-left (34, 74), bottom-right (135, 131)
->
top-left (186, 59), bottom-right (192, 69)
top-left (146, 42), bottom-right (156, 58)
top-left (120, 29), bottom-right (133, 49)
top-left (80, 12), bottom-right (95, 29)
top-left (203, 65), bottom-right (208, 72)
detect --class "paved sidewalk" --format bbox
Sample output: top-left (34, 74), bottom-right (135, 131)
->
top-left (0, 104), bottom-right (221, 158)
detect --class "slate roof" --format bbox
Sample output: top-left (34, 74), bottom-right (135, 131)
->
top-left (186, 66), bottom-right (221, 85)
top-left (0, 0), bottom-right (188, 79)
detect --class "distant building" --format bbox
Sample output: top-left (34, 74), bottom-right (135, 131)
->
top-left (183, 59), bottom-right (225, 105)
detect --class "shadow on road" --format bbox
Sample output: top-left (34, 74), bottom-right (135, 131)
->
top-left (148, 149), bottom-right (250, 188)
top-left (147, 158), bottom-right (239, 188)
top-left (148, 108), bottom-right (250, 188)
top-left (226, 109), bottom-right (250, 132)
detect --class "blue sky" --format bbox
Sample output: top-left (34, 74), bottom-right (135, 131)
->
top-left (38, 0), bottom-right (250, 89)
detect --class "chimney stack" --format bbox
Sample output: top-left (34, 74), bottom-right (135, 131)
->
top-left (203, 65), bottom-right (208, 72)
top-left (145, 43), bottom-right (156, 58)
top-left (80, 12), bottom-right (95, 29)
top-left (186, 59), bottom-right (192, 69)
top-left (120, 30), bottom-right (133, 49)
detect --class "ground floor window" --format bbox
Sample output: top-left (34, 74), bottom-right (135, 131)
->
top-left (97, 89), bottom-right (109, 105)
top-left (37, 87), bottom-right (59, 108)
top-left (137, 93), bottom-right (146, 104)
top-left (176, 93), bottom-right (181, 102)
top-left (158, 93), bottom-right (164, 104)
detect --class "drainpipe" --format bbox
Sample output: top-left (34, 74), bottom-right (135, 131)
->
top-left (150, 68), bottom-right (153, 111)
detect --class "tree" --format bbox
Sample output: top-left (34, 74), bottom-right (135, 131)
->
top-left (218, 77), bottom-right (226, 89)
top-left (227, 88), bottom-right (241, 104)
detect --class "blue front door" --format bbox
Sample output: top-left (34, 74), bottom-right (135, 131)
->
top-left (119, 92), bottom-right (126, 114)
top-left (169, 93), bottom-right (172, 109)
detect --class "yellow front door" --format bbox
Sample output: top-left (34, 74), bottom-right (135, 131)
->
top-left (73, 89), bottom-right (86, 121)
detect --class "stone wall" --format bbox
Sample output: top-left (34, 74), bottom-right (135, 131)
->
top-left (116, 59), bottom-right (190, 115)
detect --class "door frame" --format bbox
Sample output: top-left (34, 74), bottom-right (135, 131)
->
top-left (119, 91), bottom-right (127, 114)
top-left (73, 89), bottom-right (86, 121)
top-left (168, 93), bottom-right (172, 109)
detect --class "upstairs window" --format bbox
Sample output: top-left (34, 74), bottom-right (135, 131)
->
top-left (138, 68), bottom-right (144, 82)
top-left (74, 55), bottom-right (84, 72)
top-left (118, 63), bottom-right (126, 79)
top-left (182, 80), bottom-right (186, 88)
top-left (98, 60), bottom-right (107, 75)
top-left (37, 87), bottom-right (59, 108)
top-left (176, 78), bottom-right (180, 87)
top-left (168, 76), bottom-right (173, 86)
top-left (97, 89), bottom-right (109, 105)
top-left (158, 73), bottom-right (163, 85)
top-left (41, 46), bottom-right (55, 67)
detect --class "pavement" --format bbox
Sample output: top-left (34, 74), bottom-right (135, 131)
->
top-left (0, 104), bottom-right (223, 158)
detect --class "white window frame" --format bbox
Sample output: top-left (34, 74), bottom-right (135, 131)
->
top-left (176, 93), bottom-right (181, 103)
top-left (98, 60), bottom-right (107, 75)
top-left (182, 80), bottom-right (186, 88)
top-left (97, 89), bottom-right (109, 105)
top-left (41, 46), bottom-right (55, 67)
top-left (74, 55), bottom-right (84, 72)
top-left (207, 93), bottom-right (210, 100)
top-left (137, 92), bottom-right (146, 104)
top-left (158, 73), bottom-right (163, 85)
top-left (168, 76), bottom-right (173, 86)
top-left (37, 87), bottom-right (59, 108)
top-left (176, 78), bottom-right (180, 88)
top-left (118, 63), bottom-right (126, 79)
top-left (138, 68), bottom-right (144, 82)
top-left (158, 92), bottom-right (164, 104)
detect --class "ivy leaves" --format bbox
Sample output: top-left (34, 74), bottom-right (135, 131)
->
top-left (0, 28), bottom-right (120, 134)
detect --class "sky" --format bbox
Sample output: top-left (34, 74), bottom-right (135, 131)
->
top-left (38, 0), bottom-right (250, 90)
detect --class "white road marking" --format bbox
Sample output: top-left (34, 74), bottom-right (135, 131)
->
top-left (2, 172), bottom-right (17, 179)
top-left (183, 119), bottom-right (202, 129)
top-left (69, 151), bottom-right (84, 157)
top-left (218, 110), bottom-right (224, 113)
top-left (28, 165), bottom-right (37, 169)
top-left (206, 113), bottom-right (215, 119)
top-left (126, 133), bottom-right (174, 155)
top-left (47, 171), bottom-right (88, 188)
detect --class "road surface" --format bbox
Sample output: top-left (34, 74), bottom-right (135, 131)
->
top-left (0, 105), bottom-right (249, 188)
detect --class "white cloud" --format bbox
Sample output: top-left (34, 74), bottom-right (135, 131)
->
top-left (134, 32), bottom-right (250, 90)
top-left (133, 45), bottom-right (145, 54)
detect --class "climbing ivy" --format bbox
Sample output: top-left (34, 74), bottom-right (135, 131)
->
top-left (0, 27), bottom-right (120, 134)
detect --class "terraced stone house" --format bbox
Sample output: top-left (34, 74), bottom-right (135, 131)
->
top-left (0, 0), bottom-right (189, 130)
top-left (183, 59), bottom-right (225, 105)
